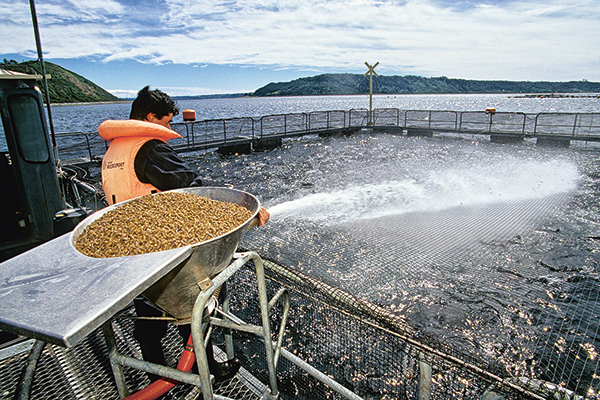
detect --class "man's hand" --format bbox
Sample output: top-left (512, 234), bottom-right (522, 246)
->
top-left (257, 207), bottom-right (270, 226)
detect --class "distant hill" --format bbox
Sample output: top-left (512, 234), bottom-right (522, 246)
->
top-left (2, 59), bottom-right (598, 101)
top-left (253, 73), bottom-right (600, 97)
top-left (0, 60), bottom-right (120, 103)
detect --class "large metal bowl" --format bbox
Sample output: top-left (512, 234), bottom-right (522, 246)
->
top-left (71, 187), bottom-right (260, 321)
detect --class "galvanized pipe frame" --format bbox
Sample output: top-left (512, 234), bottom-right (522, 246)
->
top-left (101, 251), bottom-right (284, 400)
top-left (211, 286), bottom-right (291, 369)
top-left (533, 112), bottom-right (600, 136)
top-left (212, 292), bottom-right (366, 400)
top-left (308, 110), bottom-right (346, 131)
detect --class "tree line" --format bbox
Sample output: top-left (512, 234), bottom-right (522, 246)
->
top-left (253, 73), bottom-right (600, 97)
top-left (1, 60), bottom-right (119, 104)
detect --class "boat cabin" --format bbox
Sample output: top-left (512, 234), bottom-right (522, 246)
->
top-left (0, 70), bottom-right (87, 262)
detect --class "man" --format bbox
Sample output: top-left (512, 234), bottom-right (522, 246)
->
top-left (99, 86), bottom-right (269, 383)
top-left (99, 86), bottom-right (203, 205)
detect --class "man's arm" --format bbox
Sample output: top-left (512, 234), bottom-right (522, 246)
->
top-left (135, 140), bottom-right (203, 191)
top-left (137, 140), bottom-right (270, 226)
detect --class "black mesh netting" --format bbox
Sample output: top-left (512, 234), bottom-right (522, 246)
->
top-left (2, 132), bottom-right (600, 399)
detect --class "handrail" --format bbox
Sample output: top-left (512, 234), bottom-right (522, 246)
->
top-left (53, 110), bottom-right (600, 163)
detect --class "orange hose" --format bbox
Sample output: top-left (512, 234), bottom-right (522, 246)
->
top-left (124, 334), bottom-right (196, 400)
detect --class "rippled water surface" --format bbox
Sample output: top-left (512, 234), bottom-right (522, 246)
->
top-left (49, 93), bottom-right (600, 133)
top-left (184, 128), bottom-right (600, 395)
top-left (39, 94), bottom-right (600, 395)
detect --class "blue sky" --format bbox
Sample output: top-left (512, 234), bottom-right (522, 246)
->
top-left (2, 0), bottom-right (599, 98)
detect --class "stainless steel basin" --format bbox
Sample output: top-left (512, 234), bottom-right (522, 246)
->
top-left (71, 187), bottom-right (260, 321)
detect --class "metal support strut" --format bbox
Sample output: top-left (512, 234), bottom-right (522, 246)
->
top-left (103, 251), bottom-right (288, 400)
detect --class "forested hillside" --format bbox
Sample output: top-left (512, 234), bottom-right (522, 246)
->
top-left (253, 73), bottom-right (600, 96)
top-left (2, 59), bottom-right (598, 101)
top-left (1, 60), bottom-right (119, 103)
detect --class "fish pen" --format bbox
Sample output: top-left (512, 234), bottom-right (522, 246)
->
top-left (52, 109), bottom-right (600, 166)
top-left (216, 127), bottom-right (600, 399)
top-left (1, 253), bottom-right (595, 400)
top-left (2, 116), bottom-right (600, 400)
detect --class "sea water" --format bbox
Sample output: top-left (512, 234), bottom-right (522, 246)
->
top-left (144, 93), bottom-right (598, 394)
top-left (47, 92), bottom-right (600, 132)
top-left (8, 93), bottom-right (600, 393)
top-left (226, 128), bottom-right (599, 393)
top-left (4, 92), bottom-right (597, 149)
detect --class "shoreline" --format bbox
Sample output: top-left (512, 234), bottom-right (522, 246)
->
top-left (49, 100), bottom-right (131, 107)
top-left (509, 93), bottom-right (600, 99)
top-left (47, 92), bottom-right (600, 106)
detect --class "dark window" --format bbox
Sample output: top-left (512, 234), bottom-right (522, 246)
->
top-left (8, 94), bottom-right (49, 163)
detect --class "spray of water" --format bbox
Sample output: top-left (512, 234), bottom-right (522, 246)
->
top-left (268, 158), bottom-right (580, 225)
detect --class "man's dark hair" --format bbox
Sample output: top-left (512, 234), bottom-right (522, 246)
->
top-left (129, 86), bottom-right (180, 120)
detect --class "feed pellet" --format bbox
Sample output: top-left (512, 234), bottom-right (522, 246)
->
top-left (75, 192), bottom-right (253, 258)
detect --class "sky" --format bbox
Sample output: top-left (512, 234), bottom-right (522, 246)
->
top-left (1, 0), bottom-right (599, 98)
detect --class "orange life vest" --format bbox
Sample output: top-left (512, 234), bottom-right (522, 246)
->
top-left (99, 119), bottom-right (182, 205)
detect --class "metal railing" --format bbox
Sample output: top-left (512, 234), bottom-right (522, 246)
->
top-left (54, 131), bottom-right (108, 163)
top-left (54, 109), bottom-right (600, 163)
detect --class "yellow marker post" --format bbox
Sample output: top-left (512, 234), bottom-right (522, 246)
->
top-left (364, 61), bottom-right (379, 125)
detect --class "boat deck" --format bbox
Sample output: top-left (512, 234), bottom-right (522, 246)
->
top-left (0, 306), bottom-right (266, 400)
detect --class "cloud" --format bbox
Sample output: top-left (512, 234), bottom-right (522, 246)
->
top-left (108, 85), bottom-right (233, 97)
top-left (2, 0), bottom-right (599, 81)
top-left (106, 88), bottom-right (137, 98)
top-left (36, 0), bottom-right (124, 22)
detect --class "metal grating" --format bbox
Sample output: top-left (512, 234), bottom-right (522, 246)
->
top-left (0, 306), bottom-right (263, 400)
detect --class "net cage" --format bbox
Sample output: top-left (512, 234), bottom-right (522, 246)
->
top-left (1, 256), bottom-right (595, 400)
top-left (3, 129), bottom-right (600, 400)
top-left (227, 257), bottom-right (596, 400)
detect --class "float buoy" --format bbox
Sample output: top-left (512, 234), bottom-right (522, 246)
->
top-left (182, 109), bottom-right (196, 121)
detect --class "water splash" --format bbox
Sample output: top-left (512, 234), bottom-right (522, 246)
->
top-left (268, 158), bottom-right (580, 225)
